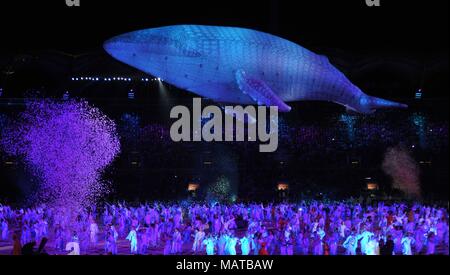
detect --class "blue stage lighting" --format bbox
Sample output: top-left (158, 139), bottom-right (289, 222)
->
top-left (415, 89), bottom-right (423, 100)
top-left (128, 89), bottom-right (135, 99)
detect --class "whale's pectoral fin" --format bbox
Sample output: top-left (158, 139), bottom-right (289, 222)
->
top-left (235, 69), bottom-right (292, 112)
top-left (345, 106), bottom-right (361, 115)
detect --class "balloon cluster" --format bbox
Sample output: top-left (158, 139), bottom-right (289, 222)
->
top-left (1, 99), bottom-right (120, 211)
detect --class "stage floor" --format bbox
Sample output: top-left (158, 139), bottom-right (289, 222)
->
top-left (0, 238), bottom-right (448, 255)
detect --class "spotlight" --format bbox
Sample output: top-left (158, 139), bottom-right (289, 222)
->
top-left (367, 183), bottom-right (379, 191)
top-left (188, 183), bottom-right (200, 191)
top-left (128, 89), bottom-right (135, 99)
top-left (277, 183), bottom-right (289, 191)
top-left (0, 88), bottom-right (3, 97)
top-left (63, 91), bottom-right (70, 101)
top-left (415, 89), bottom-right (423, 100)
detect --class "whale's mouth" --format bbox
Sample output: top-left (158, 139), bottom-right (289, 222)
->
top-left (104, 30), bottom-right (202, 60)
top-left (103, 36), bottom-right (135, 61)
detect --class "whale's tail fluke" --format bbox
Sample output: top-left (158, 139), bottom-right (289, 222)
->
top-left (369, 96), bottom-right (408, 111)
top-left (357, 94), bottom-right (408, 114)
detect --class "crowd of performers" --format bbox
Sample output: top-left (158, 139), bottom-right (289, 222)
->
top-left (0, 201), bottom-right (448, 255)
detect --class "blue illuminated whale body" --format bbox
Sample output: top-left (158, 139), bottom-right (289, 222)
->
top-left (104, 25), bottom-right (407, 113)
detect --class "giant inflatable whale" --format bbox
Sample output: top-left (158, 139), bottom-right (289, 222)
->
top-left (104, 25), bottom-right (407, 114)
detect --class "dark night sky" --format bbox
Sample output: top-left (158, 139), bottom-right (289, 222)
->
top-left (0, 0), bottom-right (448, 54)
